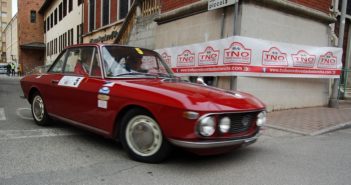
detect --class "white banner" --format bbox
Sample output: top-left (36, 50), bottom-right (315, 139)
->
top-left (155, 36), bottom-right (343, 78)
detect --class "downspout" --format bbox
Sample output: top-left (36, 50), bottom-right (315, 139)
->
top-left (230, 1), bottom-right (240, 91)
top-left (329, 0), bottom-right (347, 107)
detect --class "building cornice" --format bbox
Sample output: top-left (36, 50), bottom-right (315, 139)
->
top-left (154, 0), bottom-right (336, 25)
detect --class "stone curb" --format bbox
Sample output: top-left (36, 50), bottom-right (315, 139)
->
top-left (266, 124), bottom-right (308, 136)
top-left (267, 121), bottom-right (351, 136)
top-left (310, 121), bottom-right (351, 136)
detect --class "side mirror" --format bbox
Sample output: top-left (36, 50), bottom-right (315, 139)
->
top-left (196, 77), bottom-right (207, 86)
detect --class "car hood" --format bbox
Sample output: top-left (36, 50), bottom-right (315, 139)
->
top-left (112, 78), bottom-right (265, 112)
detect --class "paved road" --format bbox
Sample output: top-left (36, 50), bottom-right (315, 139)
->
top-left (0, 76), bottom-right (351, 185)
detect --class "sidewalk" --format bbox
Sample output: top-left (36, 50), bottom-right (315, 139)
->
top-left (267, 100), bottom-right (351, 135)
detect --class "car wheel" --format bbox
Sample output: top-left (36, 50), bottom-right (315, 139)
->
top-left (120, 108), bottom-right (171, 163)
top-left (31, 92), bottom-right (50, 126)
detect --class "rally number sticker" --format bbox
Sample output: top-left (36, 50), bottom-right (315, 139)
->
top-left (58, 76), bottom-right (85, 87)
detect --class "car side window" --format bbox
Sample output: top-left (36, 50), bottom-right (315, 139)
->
top-left (49, 51), bottom-right (67, 73)
top-left (64, 47), bottom-right (94, 75)
top-left (64, 49), bottom-right (81, 74)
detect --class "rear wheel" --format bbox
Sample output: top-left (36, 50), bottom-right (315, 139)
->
top-left (120, 108), bottom-right (171, 163)
top-left (31, 92), bottom-right (50, 126)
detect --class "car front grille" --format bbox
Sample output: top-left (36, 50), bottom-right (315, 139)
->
top-left (218, 112), bottom-right (259, 134)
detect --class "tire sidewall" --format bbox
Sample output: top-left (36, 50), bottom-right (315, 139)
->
top-left (120, 108), bottom-right (171, 163)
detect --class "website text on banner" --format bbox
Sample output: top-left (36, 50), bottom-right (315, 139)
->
top-left (155, 36), bottom-right (342, 78)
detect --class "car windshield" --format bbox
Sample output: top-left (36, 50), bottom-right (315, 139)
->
top-left (102, 46), bottom-right (174, 78)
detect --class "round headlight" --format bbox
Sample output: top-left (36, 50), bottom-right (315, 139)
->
top-left (219, 117), bottom-right (231, 133)
top-left (198, 116), bottom-right (215, 136)
top-left (256, 111), bottom-right (267, 127)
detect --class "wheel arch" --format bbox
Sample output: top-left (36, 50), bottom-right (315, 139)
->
top-left (28, 87), bottom-right (40, 103)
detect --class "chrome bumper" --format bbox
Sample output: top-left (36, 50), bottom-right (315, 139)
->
top-left (168, 132), bottom-right (261, 149)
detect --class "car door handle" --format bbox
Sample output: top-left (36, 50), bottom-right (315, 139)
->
top-left (51, 80), bottom-right (59, 84)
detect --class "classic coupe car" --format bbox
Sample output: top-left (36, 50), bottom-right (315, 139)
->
top-left (20, 44), bottom-right (266, 163)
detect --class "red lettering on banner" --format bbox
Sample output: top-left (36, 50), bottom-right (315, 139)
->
top-left (317, 52), bottom-right (337, 69)
top-left (198, 46), bottom-right (220, 66)
top-left (224, 42), bottom-right (252, 65)
top-left (177, 50), bottom-right (195, 67)
top-left (262, 47), bottom-right (288, 66)
top-left (291, 50), bottom-right (316, 68)
top-left (161, 52), bottom-right (172, 67)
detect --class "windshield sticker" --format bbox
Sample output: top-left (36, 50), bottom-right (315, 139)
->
top-left (98, 100), bottom-right (108, 109)
top-left (99, 87), bottom-right (110, 94)
top-left (135, 48), bottom-right (144, 55)
top-left (58, 76), bottom-right (84, 87)
top-left (97, 94), bottom-right (110, 101)
top-left (103, 82), bottom-right (115, 87)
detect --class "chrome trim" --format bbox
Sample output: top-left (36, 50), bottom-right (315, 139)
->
top-left (195, 110), bottom-right (265, 138)
top-left (48, 113), bottom-right (110, 136)
top-left (168, 132), bottom-right (261, 149)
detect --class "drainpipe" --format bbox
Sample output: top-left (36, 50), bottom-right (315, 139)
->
top-left (329, 0), bottom-right (347, 108)
top-left (230, 1), bottom-right (240, 91)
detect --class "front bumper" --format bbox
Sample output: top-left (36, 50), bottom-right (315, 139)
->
top-left (168, 132), bottom-right (261, 149)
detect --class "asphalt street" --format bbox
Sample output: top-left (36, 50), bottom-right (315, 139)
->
top-left (0, 75), bottom-right (351, 185)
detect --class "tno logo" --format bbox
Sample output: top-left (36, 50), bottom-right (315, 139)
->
top-left (198, 46), bottom-right (219, 66)
top-left (318, 52), bottom-right (337, 69)
top-left (224, 42), bottom-right (251, 65)
top-left (291, 50), bottom-right (316, 68)
top-left (177, 50), bottom-right (195, 67)
top-left (262, 47), bottom-right (288, 66)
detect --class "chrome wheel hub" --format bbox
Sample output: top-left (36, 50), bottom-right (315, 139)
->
top-left (32, 96), bottom-right (44, 121)
top-left (126, 115), bottom-right (162, 157)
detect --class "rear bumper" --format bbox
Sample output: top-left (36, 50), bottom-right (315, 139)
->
top-left (168, 132), bottom-right (260, 149)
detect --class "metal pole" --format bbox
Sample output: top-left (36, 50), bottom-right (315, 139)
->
top-left (329, 0), bottom-right (347, 108)
top-left (230, 1), bottom-right (239, 90)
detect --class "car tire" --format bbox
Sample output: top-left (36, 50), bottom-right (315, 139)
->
top-left (120, 108), bottom-right (171, 163)
top-left (31, 92), bottom-right (51, 126)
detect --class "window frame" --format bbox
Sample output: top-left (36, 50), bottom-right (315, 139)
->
top-left (89, 0), bottom-right (96, 32)
top-left (101, 0), bottom-right (110, 27)
top-left (118, 0), bottom-right (131, 20)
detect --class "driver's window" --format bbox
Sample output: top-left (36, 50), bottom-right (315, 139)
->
top-left (49, 50), bottom-right (67, 73)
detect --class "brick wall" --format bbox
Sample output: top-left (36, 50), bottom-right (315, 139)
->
top-left (289, 0), bottom-right (332, 13)
top-left (18, 0), bottom-right (45, 74)
top-left (18, 0), bottom-right (45, 45)
top-left (160, 0), bottom-right (332, 13)
top-left (161, 0), bottom-right (199, 13)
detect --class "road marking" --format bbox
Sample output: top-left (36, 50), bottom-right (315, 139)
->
top-left (0, 129), bottom-right (80, 140)
top-left (16, 108), bottom-right (33, 120)
top-left (0, 108), bottom-right (6, 120)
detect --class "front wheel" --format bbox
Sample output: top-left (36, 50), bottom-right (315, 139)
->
top-left (31, 92), bottom-right (50, 126)
top-left (120, 109), bottom-right (171, 163)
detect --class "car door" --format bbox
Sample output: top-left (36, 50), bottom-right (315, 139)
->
top-left (53, 46), bottom-right (112, 134)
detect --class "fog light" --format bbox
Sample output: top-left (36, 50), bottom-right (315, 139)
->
top-left (219, 117), bottom-right (231, 133)
top-left (256, 111), bottom-right (267, 127)
top-left (198, 116), bottom-right (215, 136)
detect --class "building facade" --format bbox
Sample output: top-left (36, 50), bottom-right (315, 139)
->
top-left (112, 0), bottom-right (339, 111)
top-left (0, 0), bottom-right (12, 63)
top-left (18, 0), bottom-right (46, 74)
top-left (4, 13), bottom-right (18, 69)
top-left (39, 0), bottom-right (84, 65)
top-left (82, 0), bottom-right (133, 44)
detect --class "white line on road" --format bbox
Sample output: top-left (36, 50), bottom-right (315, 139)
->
top-left (0, 129), bottom-right (80, 140)
top-left (16, 108), bottom-right (33, 120)
top-left (0, 108), bottom-right (6, 121)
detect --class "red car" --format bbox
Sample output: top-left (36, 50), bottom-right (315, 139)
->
top-left (20, 44), bottom-right (266, 163)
